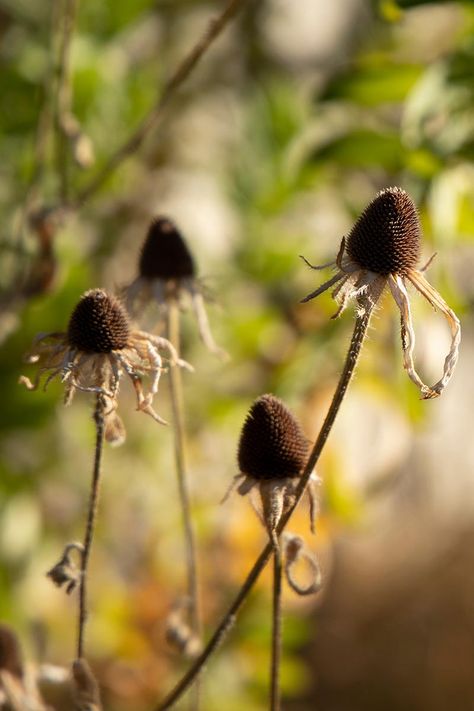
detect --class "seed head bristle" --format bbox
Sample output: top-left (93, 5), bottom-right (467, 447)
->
top-left (346, 187), bottom-right (421, 276)
top-left (67, 289), bottom-right (130, 353)
top-left (139, 217), bottom-right (195, 280)
top-left (238, 394), bottom-right (309, 481)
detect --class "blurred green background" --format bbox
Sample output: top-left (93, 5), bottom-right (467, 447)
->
top-left (1, 0), bottom-right (474, 709)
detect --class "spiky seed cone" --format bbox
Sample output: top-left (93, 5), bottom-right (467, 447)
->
top-left (139, 217), bottom-right (195, 280)
top-left (238, 394), bottom-right (309, 481)
top-left (346, 187), bottom-right (421, 276)
top-left (67, 289), bottom-right (130, 353)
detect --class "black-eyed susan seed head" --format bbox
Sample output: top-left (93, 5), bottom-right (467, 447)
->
top-left (139, 217), bottom-right (195, 280)
top-left (346, 187), bottom-right (421, 276)
top-left (238, 394), bottom-right (309, 481)
top-left (67, 289), bottom-right (130, 353)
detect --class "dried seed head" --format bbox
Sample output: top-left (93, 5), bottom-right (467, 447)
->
top-left (238, 394), bottom-right (309, 481)
top-left (346, 187), bottom-right (421, 276)
top-left (139, 217), bottom-right (195, 280)
top-left (67, 289), bottom-right (130, 353)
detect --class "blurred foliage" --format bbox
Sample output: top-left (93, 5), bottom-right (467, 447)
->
top-left (0, 0), bottom-right (473, 709)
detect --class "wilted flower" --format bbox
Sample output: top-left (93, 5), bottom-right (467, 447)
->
top-left (301, 187), bottom-right (461, 399)
top-left (126, 216), bottom-right (226, 357)
top-left (227, 394), bottom-right (318, 546)
top-left (20, 288), bottom-right (192, 440)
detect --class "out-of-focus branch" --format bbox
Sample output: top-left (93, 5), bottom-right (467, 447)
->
top-left (74, 0), bottom-right (249, 207)
top-left (54, 0), bottom-right (80, 202)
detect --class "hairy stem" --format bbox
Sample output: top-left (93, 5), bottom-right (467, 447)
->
top-left (165, 301), bottom-right (202, 709)
top-left (77, 395), bottom-right (105, 660)
top-left (270, 537), bottom-right (282, 711)
top-left (154, 302), bottom-right (374, 710)
top-left (75, 0), bottom-right (248, 207)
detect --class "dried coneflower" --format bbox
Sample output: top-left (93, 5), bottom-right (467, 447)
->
top-left (126, 216), bottom-right (226, 357)
top-left (20, 288), bottom-right (192, 437)
top-left (232, 394), bottom-right (317, 547)
top-left (233, 394), bottom-right (317, 710)
top-left (127, 216), bottom-right (226, 666)
top-left (301, 187), bottom-right (461, 399)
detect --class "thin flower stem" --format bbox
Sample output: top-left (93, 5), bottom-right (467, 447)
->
top-left (270, 537), bottom-right (282, 711)
top-left (165, 301), bottom-right (202, 710)
top-left (75, 0), bottom-right (248, 207)
top-left (77, 395), bottom-right (105, 660)
top-left (154, 300), bottom-right (375, 710)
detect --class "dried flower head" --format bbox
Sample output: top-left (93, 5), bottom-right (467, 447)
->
top-left (20, 288), bottom-right (192, 439)
top-left (126, 216), bottom-right (226, 357)
top-left (238, 394), bottom-right (309, 481)
top-left (301, 187), bottom-right (461, 399)
top-left (139, 217), bottom-right (195, 280)
top-left (225, 394), bottom-right (318, 545)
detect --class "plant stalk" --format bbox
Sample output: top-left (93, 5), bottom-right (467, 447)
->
top-left (270, 536), bottom-right (282, 711)
top-left (154, 301), bottom-right (375, 710)
top-left (77, 394), bottom-right (105, 659)
top-left (165, 300), bottom-right (202, 709)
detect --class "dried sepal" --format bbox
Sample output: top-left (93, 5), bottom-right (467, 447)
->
top-left (46, 542), bottom-right (84, 595)
top-left (282, 533), bottom-right (322, 596)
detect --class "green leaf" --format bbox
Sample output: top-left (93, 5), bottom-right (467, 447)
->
top-left (321, 62), bottom-right (423, 106)
top-left (310, 129), bottom-right (404, 171)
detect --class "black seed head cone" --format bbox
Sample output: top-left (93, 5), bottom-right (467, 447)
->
top-left (139, 217), bottom-right (195, 280)
top-left (67, 289), bottom-right (130, 353)
top-left (346, 187), bottom-right (421, 276)
top-left (238, 394), bottom-right (309, 481)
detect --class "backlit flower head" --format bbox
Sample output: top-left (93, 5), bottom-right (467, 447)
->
top-left (20, 288), bottom-right (192, 442)
top-left (126, 216), bottom-right (226, 357)
top-left (301, 187), bottom-right (461, 399)
top-left (224, 394), bottom-right (318, 544)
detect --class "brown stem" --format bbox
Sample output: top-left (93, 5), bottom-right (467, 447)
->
top-left (270, 536), bottom-right (282, 711)
top-left (75, 0), bottom-right (248, 207)
top-left (153, 302), bottom-right (374, 710)
top-left (165, 301), bottom-right (202, 710)
top-left (77, 395), bottom-right (105, 660)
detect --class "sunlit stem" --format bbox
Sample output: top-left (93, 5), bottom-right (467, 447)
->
top-left (154, 299), bottom-right (375, 710)
top-left (77, 394), bottom-right (105, 659)
top-left (270, 532), bottom-right (282, 711)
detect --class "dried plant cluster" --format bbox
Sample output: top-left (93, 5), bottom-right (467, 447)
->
top-left (13, 186), bottom-right (461, 711)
